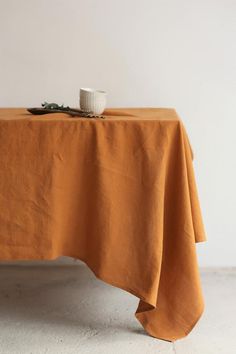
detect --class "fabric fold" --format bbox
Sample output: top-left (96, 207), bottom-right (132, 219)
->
top-left (135, 121), bottom-right (205, 341)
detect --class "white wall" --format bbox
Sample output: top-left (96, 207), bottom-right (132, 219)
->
top-left (0, 0), bottom-right (235, 267)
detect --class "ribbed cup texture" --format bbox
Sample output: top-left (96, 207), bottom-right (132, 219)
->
top-left (80, 89), bottom-right (107, 115)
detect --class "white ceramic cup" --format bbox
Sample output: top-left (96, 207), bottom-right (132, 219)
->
top-left (80, 88), bottom-right (107, 115)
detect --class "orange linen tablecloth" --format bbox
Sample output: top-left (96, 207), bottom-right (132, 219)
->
top-left (0, 108), bottom-right (206, 341)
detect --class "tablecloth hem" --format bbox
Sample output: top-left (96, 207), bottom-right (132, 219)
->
top-left (135, 301), bottom-right (204, 342)
top-left (0, 252), bottom-right (154, 307)
top-left (0, 251), bottom-right (204, 341)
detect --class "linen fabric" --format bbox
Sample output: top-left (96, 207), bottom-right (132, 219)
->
top-left (0, 108), bottom-right (206, 341)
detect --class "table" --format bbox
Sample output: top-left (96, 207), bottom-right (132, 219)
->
top-left (0, 108), bottom-right (206, 341)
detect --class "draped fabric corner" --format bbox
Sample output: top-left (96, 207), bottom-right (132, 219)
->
top-left (135, 120), bottom-right (206, 341)
top-left (0, 108), bottom-right (206, 341)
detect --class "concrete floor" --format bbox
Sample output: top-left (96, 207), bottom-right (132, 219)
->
top-left (0, 263), bottom-right (235, 354)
